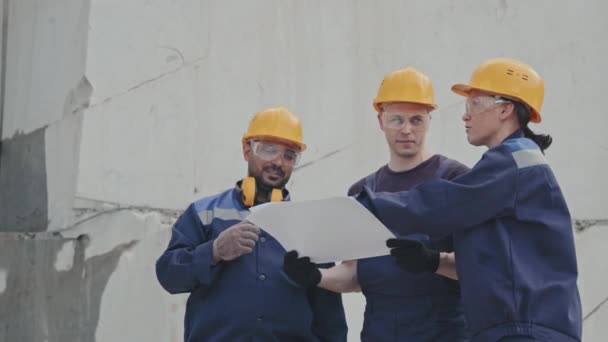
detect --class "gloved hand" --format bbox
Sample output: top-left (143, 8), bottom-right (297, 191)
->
top-left (212, 221), bottom-right (261, 263)
top-left (282, 251), bottom-right (321, 288)
top-left (386, 238), bottom-right (440, 273)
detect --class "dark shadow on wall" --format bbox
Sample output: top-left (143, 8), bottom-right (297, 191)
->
top-left (0, 234), bottom-right (138, 341)
top-left (0, 127), bottom-right (48, 232)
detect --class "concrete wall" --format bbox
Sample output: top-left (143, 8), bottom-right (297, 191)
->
top-left (0, 1), bottom-right (606, 341)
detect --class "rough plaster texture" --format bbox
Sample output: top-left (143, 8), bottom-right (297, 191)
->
top-left (0, 0), bottom-right (90, 232)
top-left (54, 240), bottom-right (76, 272)
top-left (0, 127), bottom-right (48, 232)
top-left (0, 233), bottom-right (133, 342)
top-left (58, 209), bottom-right (183, 342)
top-left (45, 111), bottom-right (83, 231)
top-left (577, 224), bottom-right (608, 321)
top-left (584, 300), bottom-right (608, 342)
top-left (1, 0), bottom-right (89, 138)
top-left (0, 1), bottom-right (607, 341)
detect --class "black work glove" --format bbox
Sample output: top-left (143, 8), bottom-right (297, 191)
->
top-left (386, 238), bottom-right (440, 273)
top-left (283, 250), bottom-right (321, 288)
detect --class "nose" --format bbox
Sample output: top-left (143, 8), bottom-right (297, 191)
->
top-left (462, 111), bottom-right (470, 122)
top-left (399, 122), bottom-right (413, 134)
top-left (270, 154), bottom-right (285, 166)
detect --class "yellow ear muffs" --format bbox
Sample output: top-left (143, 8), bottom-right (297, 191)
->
top-left (241, 177), bottom-right (284, 207)
top-left (241, 177), bottom-right (257, 207)
top-left (270, 188), bottom-right (283, 203)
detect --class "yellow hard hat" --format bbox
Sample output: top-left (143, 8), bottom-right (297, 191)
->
top-left (373, 67), bottom-right (437, 112)
top-left (451, 58), bottom-right (544, 123)
top-left (242, 107), bottom-right (306, 151)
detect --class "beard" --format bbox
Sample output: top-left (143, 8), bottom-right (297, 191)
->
top-left (249, 163), bottom-right (290, 190)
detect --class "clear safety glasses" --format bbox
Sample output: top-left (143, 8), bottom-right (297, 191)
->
top-left (250, 140), bottom-right (301, 166)
top-left (380, 112), bottom-right (428, 131)
top-left (465, 95), bottom-right (510, 116)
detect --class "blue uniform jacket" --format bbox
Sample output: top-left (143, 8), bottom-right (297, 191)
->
top-left (156, 187), bottom-right (348, 342)
top-left (358, 131), bottom-right (582, 341)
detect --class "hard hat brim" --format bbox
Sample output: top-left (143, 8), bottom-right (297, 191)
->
top-left (451, 84), bottom-right (473, 97)
top-left (373, 101), bottom-right (438, 113)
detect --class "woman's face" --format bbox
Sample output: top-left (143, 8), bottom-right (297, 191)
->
top-left (461, 90), bottom-right (509, 148)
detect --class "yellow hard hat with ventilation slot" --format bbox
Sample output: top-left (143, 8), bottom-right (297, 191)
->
top-left (452, 58), bottom-right (544, 123)
top-left (242, 107), bottom-right (306, 151)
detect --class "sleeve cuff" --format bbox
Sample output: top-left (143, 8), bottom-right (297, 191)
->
top-left (193, 239), bottom-right (223, 285)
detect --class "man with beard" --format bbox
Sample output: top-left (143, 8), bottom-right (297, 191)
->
top-left (156, 107), bottom-right (347, 342)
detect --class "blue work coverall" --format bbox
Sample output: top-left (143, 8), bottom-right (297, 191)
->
top-left (156, 186), bottom-right (348, 342)
top-left (358, 131), bottom-right (582, 341)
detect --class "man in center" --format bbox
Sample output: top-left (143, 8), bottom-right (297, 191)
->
top-left (284, 67), bottom-right (470, 341)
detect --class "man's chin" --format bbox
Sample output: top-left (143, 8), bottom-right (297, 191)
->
top-left (261, 177), bottom-right (286, 189)
top-left (395, 149), bottom-right (418, 158)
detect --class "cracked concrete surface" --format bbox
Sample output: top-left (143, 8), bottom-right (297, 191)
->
top-left (574, 219), bottom-right (608, 233)
top-left (88, 55), bottom-right (207, 109)
top-left (54, 240), bottom-right (76, 271)
top-left (71, 196), bottom-right (181, 230)
top-left (0, 127), bottom-right (48, 232)
top-left (575, 223), bottom-right (608, 330)
top-left (1, 1), bottom-right (607, 341)
top-left (0, 209), bottom-right (182, 342)
top-left (1, 0), bottom-right (90, 137)
top-left (0, 235), bottom-right (137, 342)
top-left (586, 296), bottom-right (608, 321)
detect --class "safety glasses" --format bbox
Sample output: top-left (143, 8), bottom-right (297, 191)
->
top-left (380, 111), bottom-right (428, 131)
top-left (250, 140), bottom-right (301, 166)
top-left (465, 95), bottom-right (510, 116)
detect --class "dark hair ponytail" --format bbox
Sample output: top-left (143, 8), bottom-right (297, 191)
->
top-left (513, 101), bottom-right (552, 153)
